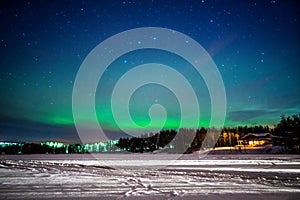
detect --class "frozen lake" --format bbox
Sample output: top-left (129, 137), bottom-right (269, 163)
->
top-left (0, 154), bottom-right (299, 199)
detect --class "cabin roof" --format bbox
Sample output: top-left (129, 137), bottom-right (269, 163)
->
top-left (241, 132), bottom-right (274, 140)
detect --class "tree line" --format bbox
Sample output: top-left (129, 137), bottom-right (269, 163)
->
top-left (116, 114), bottom-right (300, 153)
top-left (0, 113), bottom-right (299, 154)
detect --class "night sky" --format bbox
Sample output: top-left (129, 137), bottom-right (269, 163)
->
top-left (0, 0), bottom-right (299, 142)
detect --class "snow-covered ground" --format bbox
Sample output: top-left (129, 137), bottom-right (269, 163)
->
top-left (0, 153), bottom-right (299, 199)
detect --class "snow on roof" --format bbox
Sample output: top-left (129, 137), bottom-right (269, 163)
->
top-left (241, 132), bottom-right (274, 139)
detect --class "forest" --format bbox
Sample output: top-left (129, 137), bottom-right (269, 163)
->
top-left (0, 114), bottom-right (299, 154)
top-left (117, 114), bottom-right (300, 153)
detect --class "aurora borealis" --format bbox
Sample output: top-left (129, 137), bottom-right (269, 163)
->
top-left (0, 0), bottom-right (299, 142)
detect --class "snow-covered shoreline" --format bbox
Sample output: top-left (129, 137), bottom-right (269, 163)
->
top-left (201, 145), bottom-right (290, 155)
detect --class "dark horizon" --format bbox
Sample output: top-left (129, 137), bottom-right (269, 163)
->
top-left (1, 113), bottom-right (298, 144)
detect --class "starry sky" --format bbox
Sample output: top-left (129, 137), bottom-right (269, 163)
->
top-left (0, 0), bottom-right (299, 142)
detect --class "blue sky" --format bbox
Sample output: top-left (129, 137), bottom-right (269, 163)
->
top-left (0, 0), bottom-right (299, 142)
